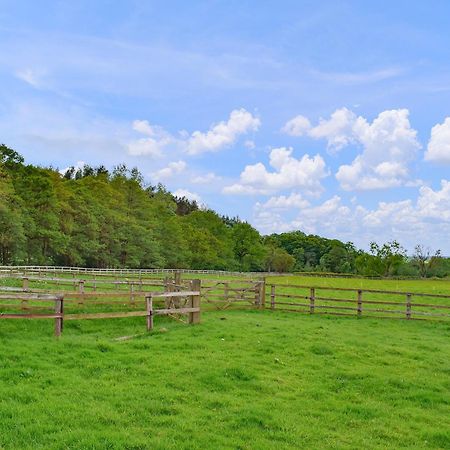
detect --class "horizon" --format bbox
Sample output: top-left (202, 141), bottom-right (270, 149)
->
top-left (1, 1), bottom-right (450, 253)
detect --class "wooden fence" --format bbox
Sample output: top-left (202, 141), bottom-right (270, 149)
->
top-left (266, 283), bottom-right (450, 321)
top-left (0, 293), bottom-right (64, 335)
top-left (200, 278), bottom-right (265, 309)
top-left (3, 265), bottom-right (449, 281)
top-left (0, 287), bottom-right (201, 336)
top-left (2, 270), bottom-right (450, 323)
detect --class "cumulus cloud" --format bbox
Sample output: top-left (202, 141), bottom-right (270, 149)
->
top-left (127, 120), bottom-right (175, 157)
top-left (425, 117), bottom-right (450, 164)
top-left (283, 108), bottom-right (421, 190)
top-left (127, 109), bottom-right (260, 158)
top-left (253, 180), bottom-right (450, 253)
top-left (151, 160), bottom-right (186, 180)
top-left (337, 109), bottom-right (421, 190)
top-left (190, 172), bottom-right (220, 184)
top-left (282, 108), bottom-right (358, 151)
top-left (281, 115), bottom-right (311, 136)
top-left (255, 192), bottom-right (310, 210)
top-left (186, 108), bottom-right (260, 155)
top-left (173, 189), bottom-right (202, 203)
top-left (59, 160), bottom-right (85, 176)
top-left (223, 147), bottom-right (328, 196)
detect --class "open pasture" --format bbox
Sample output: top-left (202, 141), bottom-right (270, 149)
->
top-left (265, 275), bottom-right (450, 320)
top-left (0, 310), bottom-right (449, 449)
top-left (2, 268), bottom-right (450, 323)
top-left (0, 268), bottom-right (449, 448)
top-left (267, 274), bottom-right (450, 296)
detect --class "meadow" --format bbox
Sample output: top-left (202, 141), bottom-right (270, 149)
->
top-left (267, 274), bottom-right (450, 296)
top-left (1, 308), bottom-right (449, 449)
top-left (1, 271), bottom-right (449, 449)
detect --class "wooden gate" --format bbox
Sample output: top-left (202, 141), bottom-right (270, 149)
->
top-left (200, 279), bottom-right (265, 310)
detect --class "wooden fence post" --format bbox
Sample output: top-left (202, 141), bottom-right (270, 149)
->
top-left (164, 276), bottom-right (171, 292)
top-left (406, 293), bottom-right (412, 320)
top-left (130, 282), bottom-right (135, 306)
top-left (224, 282), bottom-right (229, 302)
top-left (309, 288), bottom-right (315, 314)
top-left (260, 277), bottom-right (266, 308)
top-left (189, 279), bottom-right (201, 324)
top-left (22, 277), bottom-right (29, 291)
top-left (54, 295), bottom-right (63, 337)
top-left (79, 280), bottom-right (85, 306)
top-left (357, 290), bottom-right (363, 318)
top-left (174, 271), bottom-right (181, 291)
top-left (254, 283), bottom-right (260, 307)
top-left (146, 295), bottom-right (154, 331)
top-left (270, 284), bottom-right (276, 310)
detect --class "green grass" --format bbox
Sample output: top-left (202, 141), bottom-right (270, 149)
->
top-left (267, 274), bottom-right (450, 296)
top-left (1, 310), bottom-right (449, 449)
top-left (266, 275), bottom-right (450, 319)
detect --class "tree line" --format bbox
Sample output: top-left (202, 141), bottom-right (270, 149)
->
top-left (1, 144), bottom-right (449, 277)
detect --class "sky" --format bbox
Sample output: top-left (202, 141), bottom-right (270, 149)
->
top-left (1, 0), bottom-right (450, 254)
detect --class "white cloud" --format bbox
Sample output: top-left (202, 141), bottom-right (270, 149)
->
top-left (256, 192), bottom-right (310, 210)
top-left (282, 108), bottom-right (358, 150)
top-left (283, 108), bottom-right (421, 190)
top-left (336, 109), bottom-right (421, 190)
top-left (152, 160), bottom-right (186, 180)
top-left (253, 180), bottom-right (450, 253)
top-left (223, 184), bottom-right (271, 195)
top-left (132, 120), bottom-right (157, 136)
top-left (416, 180), bottom-right (450, 220)
top-left (425, 117), bottom-right (450, 164)
top-left (186, 108), bottom-right (260, 155)
top-left (223, 147), bottom-right (328, 196)
top-left (173, 189), bottom-right (202, 203)
top-left (281, 115), bottom-right (311, 136)
top-left (59, 160), bottom-right (85, 176)
top-left (127, 120), bottom-right (175, 157)
top-left (190, 172), bottom-right (220, 184)
top-left (309, 108), bottom-right (361, 151)
top-left (127, 109), bottom-right (259, 158)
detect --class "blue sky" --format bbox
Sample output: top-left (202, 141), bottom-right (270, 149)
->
top-left (1, 1), bottom-right (450, 253)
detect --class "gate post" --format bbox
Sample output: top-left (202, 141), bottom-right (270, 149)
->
top-left (260, 277), bottom-right (266, 308)
top-left (146, 295), bottom-right (154, 331)
top-left (174, 271), bottom-right (182, 291)
top-left (357, 290), bottom-right (363, 318)
top-left (54, 295), bottom-right (64, 337)
top-left (309, 288), bottom-right (315, 314)
top-left (406, 293), bottom-right (412, 320)
top-left (189, 279), bottom-right (201, 324)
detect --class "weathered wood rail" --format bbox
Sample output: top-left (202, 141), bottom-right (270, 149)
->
top-left (0, 293), bottom-right (64, 335)
top-left (0, 287), bottom-right (201, 336)
top-left (2, 269), bottom-right (449, 323)
top-left (266, 283), bottom-right (450, 321)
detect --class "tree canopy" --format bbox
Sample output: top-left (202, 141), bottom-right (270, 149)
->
top-left (0, 145), bottom-right (448, 277)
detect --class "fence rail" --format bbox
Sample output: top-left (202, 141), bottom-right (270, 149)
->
top-left (2, 270), bottom-right (449, 326)
top-left (266, 283), bottom-right (450, 321)
top-left (2, 265), bottom-right (449, 281)
top-left (0, 284), bottom-right (201, 335)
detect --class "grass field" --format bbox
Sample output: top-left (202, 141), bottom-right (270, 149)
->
top-left (267, 274), bottom-right (450, 296)
top-left (0, 309), bottom-right (449, 449)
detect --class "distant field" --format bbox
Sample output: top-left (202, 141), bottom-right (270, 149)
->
top-left (0, 310), bottom-right (449, 449)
